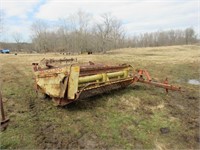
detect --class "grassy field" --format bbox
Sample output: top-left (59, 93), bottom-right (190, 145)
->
top-left (0, 45), bottom-right (199, 149)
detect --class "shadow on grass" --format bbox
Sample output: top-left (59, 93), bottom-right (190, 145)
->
top-left (64, 86), bottom-right (141, 111)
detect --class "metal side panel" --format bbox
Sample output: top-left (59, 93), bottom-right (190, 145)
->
top-left (35, 67), bottom-right (70, 98)
top-left (67, 65), bottom-right (80, 99)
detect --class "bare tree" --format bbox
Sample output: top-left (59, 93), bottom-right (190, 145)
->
top-left (13, 32), bottom-right (23, 43)
top-left (31, 20), bottom-right (48, 37)
top-left (12, 32), bottom-right (24, 51)
top-left (0, 9), bottom-right (4, 35)
top-left (31, 20), bottom-right (49, 52)
top-left (185, 28), bottom-right (197, 44)
top-left (0, 9), bottom-right (5, 45)
top-left (95, 13), bottom-right (125, 52)
top-left (67, 10), bottom-right (92, 52)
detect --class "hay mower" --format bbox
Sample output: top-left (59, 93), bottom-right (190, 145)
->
top-left (32, 58), bottom-right (181, 106)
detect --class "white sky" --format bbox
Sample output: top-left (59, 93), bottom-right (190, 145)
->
top-left (0, 0), bottom-right (199, 42)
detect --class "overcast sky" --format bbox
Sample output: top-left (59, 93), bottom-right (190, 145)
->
top-left (0, 0), bottom-right (199, 42)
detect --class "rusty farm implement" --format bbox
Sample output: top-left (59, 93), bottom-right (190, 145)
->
top-left (0, 91), bottom-right (9, 131)
top-left (32, 58), bottom-right (181, 106)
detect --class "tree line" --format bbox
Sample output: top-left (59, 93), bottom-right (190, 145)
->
top-left (127, 28), bottom-right (197, 48)
top-left (1, 10), bottom-right (198, 52)
top-left (31, 11), bottom-right (127, 53)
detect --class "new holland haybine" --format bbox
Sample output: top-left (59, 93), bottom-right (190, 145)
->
top-left (32, 58), bottom-right (181, 106)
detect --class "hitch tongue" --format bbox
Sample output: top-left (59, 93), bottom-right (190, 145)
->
top-left (134, 69), bottom-right (182, 93)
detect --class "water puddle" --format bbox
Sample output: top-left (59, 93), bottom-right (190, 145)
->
top-left (188, 79), bottom-right (200, 85)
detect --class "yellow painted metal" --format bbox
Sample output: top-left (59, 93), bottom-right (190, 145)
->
top-left (34, 67), bottom-right (70, 98)
top-left (102, 73), bottom-right (107, 82)
top-left (67, 65), bottom-right (80, 99)
top-left (78, 69), bottom-right (130, 84)
top-left (123, 69), bottom-right (128, 78)
top-left (79, 74), bottom-right (103, 84)
top-left (107, 71), bottom-right (124, 78)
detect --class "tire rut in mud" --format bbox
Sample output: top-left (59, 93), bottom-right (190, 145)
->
top-left (4, 63), bottom-right (62, 149)
top-left (28, 96), bottom-right (65, 149)
top-left (166, 92), bottom-right (199, 148)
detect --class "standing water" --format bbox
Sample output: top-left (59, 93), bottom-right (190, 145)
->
top-left (188, 79), bottom-right (200, 85)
